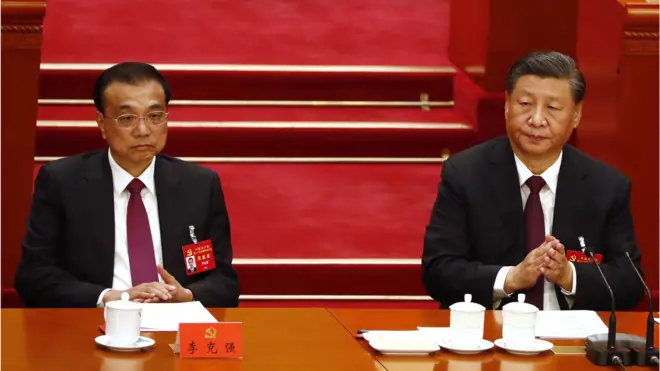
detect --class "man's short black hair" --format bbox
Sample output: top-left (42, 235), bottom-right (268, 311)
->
top-left (506, 51), bottom-right (586, 104)
top-left (188, 257), bottom-right (194, 262)
top-left (93, 62), bottom-right (172, 114)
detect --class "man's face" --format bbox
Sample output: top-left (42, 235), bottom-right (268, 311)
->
top-left (188, 258), bottom-right (194, 268)
top-left (96, 80), bottom-right (168, 168)
top-left (505, 75), bottom-right (582, 159)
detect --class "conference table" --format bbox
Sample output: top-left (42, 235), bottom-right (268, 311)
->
top-left (1, 308), bottom-right (655, 370)
top-left (330, 309), bottom-right (656, 371)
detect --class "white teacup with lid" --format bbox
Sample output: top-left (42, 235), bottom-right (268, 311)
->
top-left (104, 292), bottom-right (142, 346)
top-left (501, 293), bottom-right (538, 348)
top-left (449, 293), bottom-right (486, 346)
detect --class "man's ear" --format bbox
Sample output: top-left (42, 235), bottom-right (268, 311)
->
top-left (95, 111), bottom-right (107, 139)
top-left (504, 92), bottom-right (510, 118)
top-left (572, 102), bottom-right (583, 129)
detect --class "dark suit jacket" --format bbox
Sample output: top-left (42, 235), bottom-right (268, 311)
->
top-left (15, 149), bottom-right (240, 308)
top-left (422, 136), bottom-right (644, 311)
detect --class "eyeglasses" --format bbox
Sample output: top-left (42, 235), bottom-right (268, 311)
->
top-left (107, 111), bottom-right (169, 129)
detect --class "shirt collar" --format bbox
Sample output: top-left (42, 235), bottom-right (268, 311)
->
top-left (108, 149), bottom-right (156, 196)
top-left (514, 151), bottom-right (562, 194)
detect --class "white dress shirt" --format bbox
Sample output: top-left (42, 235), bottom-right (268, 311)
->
top-left (493, 151), bottom-right (577, 310)
top-left (96, 151), bottom-right (164, 306)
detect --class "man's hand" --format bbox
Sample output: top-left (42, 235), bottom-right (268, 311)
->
top-left (102, 282), bottom-right (176, 304)
top-left (138, 265), bottom-right (193, 303)
top-left (540, 240), bottom-right (573, 291)
top-left (504, 236), bottom-right (557, 293)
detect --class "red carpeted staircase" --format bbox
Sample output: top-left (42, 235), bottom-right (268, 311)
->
top-left (34, 63), bottom-right (468, 308)
top-left (12, 0), bottom-right (654, 310)
top-left (37, 64), bottom-right (477, 158)
top-left (8, 0), bottom-right (507, 308)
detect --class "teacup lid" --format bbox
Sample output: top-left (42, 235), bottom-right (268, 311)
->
top-left (448, 294), bottom-right (486, 312)
top-left (105, 292), bottom-right (141, 310)
top-left (502, 294), bottom-right (539, 313)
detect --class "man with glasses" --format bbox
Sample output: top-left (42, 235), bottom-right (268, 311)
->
top-left (15, 62), bottom-right (239, 308)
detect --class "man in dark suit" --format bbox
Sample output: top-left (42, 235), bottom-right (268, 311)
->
top-left (15, 62), bottom-right (239, 308)
top-left (422, 51), bottom-right (644, 311)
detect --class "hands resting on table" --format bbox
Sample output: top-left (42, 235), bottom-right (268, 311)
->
top-left (102, 265), bottom-right (193, 304)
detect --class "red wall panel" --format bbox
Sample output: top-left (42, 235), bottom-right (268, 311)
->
top-left (1, 0), bottom-right (45, 289)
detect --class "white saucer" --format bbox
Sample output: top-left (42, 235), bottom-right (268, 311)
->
top-left (438, 338), bottom-right (494, 355)
top-left (368, 339), bottom-right (440, 356)
top-left (95, 335), bottom-right (155, 352)
top-left (494, 338), bottom-right (553, 356)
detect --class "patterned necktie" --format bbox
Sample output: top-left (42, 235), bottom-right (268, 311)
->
top-left (523, 175), bottom-right (546, 309)
top-left (126, 178), bottom-right (158, 285)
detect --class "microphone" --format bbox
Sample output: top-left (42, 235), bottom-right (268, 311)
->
top-left (579, 237), bottom-right (639, 367)
top-left (624, 251), bottom-right (659, 367)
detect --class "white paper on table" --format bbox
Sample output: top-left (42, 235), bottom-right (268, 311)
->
top-left (361, 330), bottom-right (441, 353)
top-left (416, 327), bottom-right (452, 342)
top-left (139, 301), bottom-right (218, 331)
top-left (535, 310), bottom-right (608, 339)
top-left (361, 330), bottom-right (435, 343)
top-left (361, 330), bottom-right (418, 341)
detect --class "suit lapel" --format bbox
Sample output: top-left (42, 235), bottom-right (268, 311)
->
top-left (551, 146), bottom-right (587, 251)
top-left (551, 145), bottom-right (587, 310)
top-left (83, 149), bottom-right (115, 287)
top-left (154, 157), bottom-right (184, 277)
top-left (487, 138), bottom-right (526, 259)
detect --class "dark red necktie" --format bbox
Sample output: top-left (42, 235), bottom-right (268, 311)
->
top-left (126, 178), bottom-right (158, 285)
top-left (523, 175), bottom-right (546, 308)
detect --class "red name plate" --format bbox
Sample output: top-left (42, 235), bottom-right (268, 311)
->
top-left (182, 240), bottom-right (216, 276)
top-left (179, 322), bottom-right (243, 359)
top-left (566, 250), bottom-right (602, 264)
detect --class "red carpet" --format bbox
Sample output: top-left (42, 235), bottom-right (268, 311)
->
top-left (34, 162), bottom-right (442, 259)
top-left (41, 0), bottom-right (449, 65)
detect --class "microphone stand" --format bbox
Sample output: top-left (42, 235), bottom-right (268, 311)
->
top-left (579, 237), bottom-right (642, 367)
top-left (624, 252), bottom-right (659, 367)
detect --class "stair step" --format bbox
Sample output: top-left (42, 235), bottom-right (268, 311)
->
top-left (235, 263), bottom-right (428, 296)
top-left (39, 64), bottom-right (456, 103)
top-left (37, 124), bottom-right (469, 158)
top-left (36, 105), bottom-right (476, 157)
top-left (38, 104), bottom-right (461, 122)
